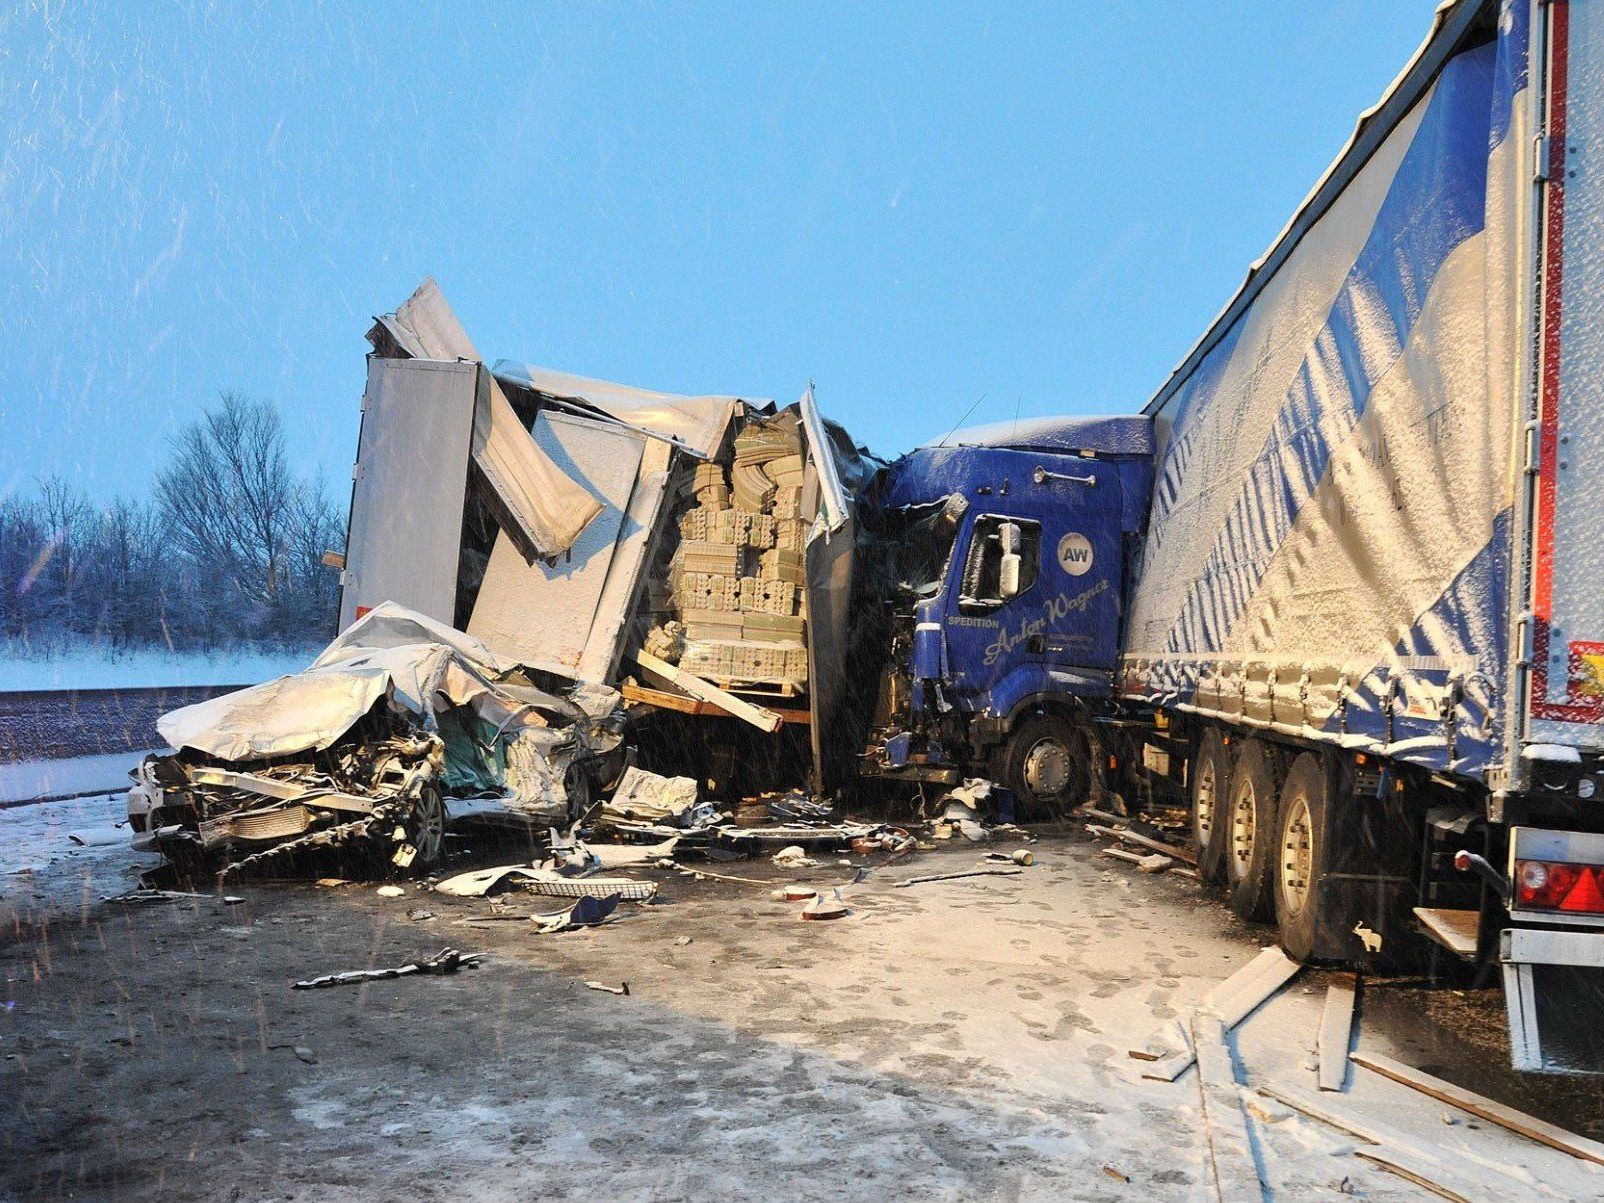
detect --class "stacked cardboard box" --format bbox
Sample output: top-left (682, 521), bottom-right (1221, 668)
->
top-left (656, 413), bottom-right (813, 692)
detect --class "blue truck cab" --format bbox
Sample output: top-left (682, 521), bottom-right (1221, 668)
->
top-left (859, 415), bottom-right (1155, 810)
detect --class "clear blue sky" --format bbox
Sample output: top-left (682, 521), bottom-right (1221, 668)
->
top-left (1, 1), bottom-right (1436, 502)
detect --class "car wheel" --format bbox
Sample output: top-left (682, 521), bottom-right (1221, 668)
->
top-left (406, 781), bottom-right (447, 869)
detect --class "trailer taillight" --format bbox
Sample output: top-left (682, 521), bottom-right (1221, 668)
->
top-left (1514, 859), bottom-right (1604, 914)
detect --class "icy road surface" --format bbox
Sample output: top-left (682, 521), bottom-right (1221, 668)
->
top-left (4, 806), bottom-right (1604, 1201)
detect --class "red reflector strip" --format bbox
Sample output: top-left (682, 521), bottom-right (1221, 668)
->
top-left (1561, 865), bottom-right (1604, 914)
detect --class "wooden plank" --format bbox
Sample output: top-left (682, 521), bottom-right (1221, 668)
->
top-left (1317, 973), bottom-right (1358, 1093)
top-left (1191, 1013), bottom-right (1266, 1201)
top-left (632, 650), bottom-right (782, 733)
top-left (620, 682), bottom-right (810, 725)
top-left (1085, 822), bottom-right (1199, 866)
top-left (1134, 949), bottom-right (1301, 1081)
top-left (1352, 1051), bottom-right (1604, 1167)
top-left (1258, 1084), bottom-right (1563, 1203)
top-left (1100, 846), bottom-right (1148, 865)
top-left (1413, 906), bottom-right (1479, 960)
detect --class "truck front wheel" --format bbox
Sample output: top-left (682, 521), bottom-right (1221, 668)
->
top-left (1224, 739), bottom-right (1282, 921)
top-left (1002, 714), bottom-right (1085, 815)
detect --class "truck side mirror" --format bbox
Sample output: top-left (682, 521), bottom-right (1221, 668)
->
top-left (999, 552), bottom-right (1022, 598)
top-left (997, 522), bottom-right (1023, 598)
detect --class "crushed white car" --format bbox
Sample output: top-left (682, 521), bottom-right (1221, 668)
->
top-left (128, 603), bottom-right (624, 876)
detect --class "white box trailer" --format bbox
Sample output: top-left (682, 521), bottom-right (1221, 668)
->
top-left (1114, 0), bottom-right (1604, 1071)
top-left (336, 280), bottom-right (869, 792)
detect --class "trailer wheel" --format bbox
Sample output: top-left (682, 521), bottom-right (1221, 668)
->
top-left (1191, 728), bottom-right (1231, 883)
top-left (1002, 714), bottom-right (1084, 815)
top-left (1273, 753), bottom-right (1327, 961)
top-left (1224, 739), bottom-right (1281, 921)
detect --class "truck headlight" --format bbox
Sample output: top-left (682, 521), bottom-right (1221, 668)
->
top-left (1580, 776), bottom-right (1598, 801)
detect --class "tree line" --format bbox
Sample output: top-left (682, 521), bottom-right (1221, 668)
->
top-left (1, 394), bottom-right (345, 654)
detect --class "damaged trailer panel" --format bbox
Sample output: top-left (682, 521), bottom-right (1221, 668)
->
top-left (363, 277), bottom-right (604, 569)
top-left (338, 278), bottom-right (878, 792)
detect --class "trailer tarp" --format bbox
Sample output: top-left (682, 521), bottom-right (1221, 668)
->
top-left (1121, 2), bottom-right (1530, 781)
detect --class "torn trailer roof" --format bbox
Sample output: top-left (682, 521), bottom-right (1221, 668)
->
top-left (337, 278), bottom-right (880, 791)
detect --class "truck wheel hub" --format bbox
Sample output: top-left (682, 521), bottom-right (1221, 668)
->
top-left (1023, 739), bottom-right (1072, 798)
top-left (1231, 783), bottom-right (1256, 874)
top-left (1279, 793), bottom-right (1313, 914)
top-left (1195, 760), bottom-right (1217, 843)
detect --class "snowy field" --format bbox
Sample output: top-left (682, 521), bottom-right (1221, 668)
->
top-left (0, 646), bottom-right (315, 692)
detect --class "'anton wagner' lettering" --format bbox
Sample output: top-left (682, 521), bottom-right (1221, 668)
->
top-left (983, 578), bottom-right (1111, 666)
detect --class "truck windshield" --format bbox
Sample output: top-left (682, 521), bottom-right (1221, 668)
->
top-left (888, 494), bottom-right (967, 600)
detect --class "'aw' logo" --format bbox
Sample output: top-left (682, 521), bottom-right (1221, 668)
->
top-left (1057, 533), bottom-right (1093, 576)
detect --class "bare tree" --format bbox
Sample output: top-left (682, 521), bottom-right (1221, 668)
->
top-left (156, 393), bottom-right (294, 625)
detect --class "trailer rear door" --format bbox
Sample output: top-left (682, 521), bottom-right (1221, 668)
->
top-left (1526, 0), bottom-right (1604, 753)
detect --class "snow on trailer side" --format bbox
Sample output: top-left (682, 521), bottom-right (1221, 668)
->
top-left (1120, 0), bottom-right (1530, 785)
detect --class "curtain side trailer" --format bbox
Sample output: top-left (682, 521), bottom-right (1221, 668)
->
top-left (859, 0), bottom-right (1604, 1073)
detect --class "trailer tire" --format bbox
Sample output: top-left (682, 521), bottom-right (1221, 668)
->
top-left (1002, 714), bottom-right (1084, 815)
top-left (1224, 739), bottom-right (1281, 921)
top-left (1273, 753), bottom-right (1327, 961)
top-left (1191, 728), bottom-right (1231, 884)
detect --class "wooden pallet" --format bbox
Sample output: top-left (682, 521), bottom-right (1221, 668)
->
top-left (707, 676), bottom-right (804, 699)
top-left (621, 682), bottom-right (810, 726)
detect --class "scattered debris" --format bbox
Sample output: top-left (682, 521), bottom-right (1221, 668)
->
top-left (406, 908), bottom-right (436, 922)
top-left (1131, 948), bottom-right (1301, 1081)
top-left (434, 864), bottom-right (660, 903)
top-left (674, 936), bottom-right (693, 946)
top-left (764, 790), bottom-right (832, 821)
top-left (1318, 973), bottom-right (1359, 1093)
top-left (376, 885), bottom-right (405, 898)
top-left (292, 947), bottom-right (483, 990)
top-left (602, 768), bottom-right (713, 830)
top-left (1101, 1165), bottom-right (1130, 1184)
top-left (772, 845), bottom-right (817, 869)
top-left (1350, 1051), bottom-right (1604, 1166)
top-left (1260, 1083), bottom-right (1535, 1203)
top-left (107, 888), bottom-right (211, 904)
top-left (801, 890), bottom-right (850, 920)
top-left (1192, 1011), bottom-right (1267, 1200)
top-left (584, 980), bottom-right (630, 996)
top-left (892, 868), bottom-right (1021, 888)
top-left (774, 886), bottom-right (818, 902)
top-left (532, 893), bottom-right (621, 934)
top-left (1086, 822), bottom-right (1197, 867)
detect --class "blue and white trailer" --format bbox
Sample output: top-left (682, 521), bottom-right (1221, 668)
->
top-left (860, 0), bottom-right (1604, 1072)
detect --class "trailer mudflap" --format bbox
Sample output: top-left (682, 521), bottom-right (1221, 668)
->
top-left (1501, 927), bottom-right (1604, 1074)
top-left (1308, 872), bottom-right (1415, 967)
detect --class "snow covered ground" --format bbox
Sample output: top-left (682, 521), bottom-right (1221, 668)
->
top-left (5, 814), bottom-right (1604, 1200)
top-left (0, 645), bottom-right (315, 692)
top-left (0, 750), bottom-right (159, 804)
